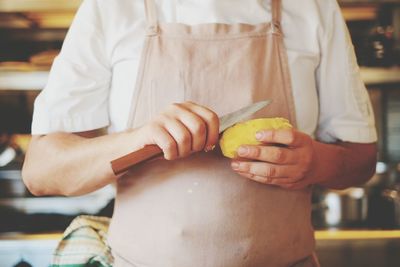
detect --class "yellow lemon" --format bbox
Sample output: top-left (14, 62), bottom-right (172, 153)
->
top-left (219, 118), bottom-right (292, 158)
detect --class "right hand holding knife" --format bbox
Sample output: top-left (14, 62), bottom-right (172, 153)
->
top-left (111, 101), bottom-right (220, 175)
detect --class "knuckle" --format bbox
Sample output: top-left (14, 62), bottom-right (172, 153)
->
top-left (205, 111), bottom-right (218, 124)
top-left (263, 177), bottom-right (272, 184)
top-left (211, 113), bottom-right (219, 123)
top-left (170, 103), bottom-right (183, 111)
top-left (154, 115), bottom-right (171, 126)
top-left (270, 130), bottom-right (275, 140)
top-left (172, 102), bottom-right (182, 108)
top-left (295, 169), bottom-right (307, 180)
top-left (184, 101), bottom-right (195, 106)
top-left (286, 131), bottom-right (295, 145)
top-left (241, 163), bottom-right (250, 173)
top-left (245, 173), bottom-right (254, 179)
top-left (192, 139), bottom-right (205, 151)
top-left (163, 147), bottom-right (177, 161)
top-left (292, 174), bottom-right (303, 182)
top-left (151, 124), bottom-right (166, 139)
top-left (265, 166), bottom-right (276, 177)
top-left (300, 168), bottom-right (309, 178)
top-left (163, 140), bottom-right (176, 151)
top-left (149, 120), bottom-right (162, 130)
top-left (273, 148), bottom-right (285, 163)
top-left (177, 134), bottom-right (191, 147)
top-left (193, 121), bottom-right (206, 136)
top-left (249, 147), bottom-right (261, 158)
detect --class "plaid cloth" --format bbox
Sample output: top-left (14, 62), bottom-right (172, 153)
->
top-left (51, 215), bottom-right (114, 267)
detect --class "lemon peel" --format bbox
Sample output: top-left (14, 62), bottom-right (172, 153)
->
top-left (219, 118), bottom-right (292, 158)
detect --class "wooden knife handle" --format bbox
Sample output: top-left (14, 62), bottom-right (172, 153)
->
top-left (111, 145), bottom-right (163, 175)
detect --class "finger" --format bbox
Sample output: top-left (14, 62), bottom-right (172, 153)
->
top-left (237, 172), bottom-right (274, 184)
top-left (236, 145), bottom-right (296, 165)
top-left (270, 176), bottom-right (305, 185)
top-left (163, 118), bottom-right (192, 158)
top-left (255, 129), bottom-right (307, 147)
top-left (147, 155), bottom-right (166, 163)
top-left (231, 161), bottom-right (298, 179)
top-left (170, 107), bottom-right (207, 152)
top-left (237, 171), bottom-right (307, 189)
top-left (179, 102), bottom-right (219, 150)
top-left (151, 124), bottom-right (178, 160)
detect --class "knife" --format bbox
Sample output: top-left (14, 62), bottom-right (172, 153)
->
top-left (110, 100), bottom-right (271, 175)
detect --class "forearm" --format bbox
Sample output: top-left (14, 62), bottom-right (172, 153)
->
top-left (22, 128), bottom-right (143, 196)
top-left (312, 141), bottom-right (377, 189)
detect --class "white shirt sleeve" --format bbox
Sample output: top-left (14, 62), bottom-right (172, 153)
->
top-left (315, 0), bottom-right (377, 144)
top-left (31, 0), bottom-right (111, 135)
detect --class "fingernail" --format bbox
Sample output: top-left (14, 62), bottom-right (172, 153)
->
top-left (238, 146), bottom-right (248, 156)
top-left (231, 162), bottom-right (240, 170)
top-left (255, 131), bottom-right (264, 140)
top-left (205, 145), bottom-right (216, 152)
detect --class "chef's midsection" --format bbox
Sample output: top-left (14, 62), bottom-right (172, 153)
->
top-left (109, 154), bottom-right (314, 264)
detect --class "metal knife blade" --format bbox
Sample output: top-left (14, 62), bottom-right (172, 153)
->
top-left (219, 100), bottom-right (272, 133)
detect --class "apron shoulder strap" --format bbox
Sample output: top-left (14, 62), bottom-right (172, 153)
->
top-left (144, 0), bottom-right (158, 34)
top-left (271, 0), bottom-right (282, 31)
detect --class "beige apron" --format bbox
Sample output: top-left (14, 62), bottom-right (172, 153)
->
top-left (108, 0), bottom-right (318, 266)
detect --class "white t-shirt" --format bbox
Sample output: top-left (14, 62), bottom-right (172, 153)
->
top-left (32, 0), bottom-right (377, 144)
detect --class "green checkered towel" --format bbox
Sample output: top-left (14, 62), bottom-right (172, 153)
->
top-left (51, 215), bottom-right (114, 267)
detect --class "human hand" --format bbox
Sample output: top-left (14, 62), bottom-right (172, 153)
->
top-left (230, 129), bottom-right (317, 190)
top-left (137, 102), bottom-right (219, 160)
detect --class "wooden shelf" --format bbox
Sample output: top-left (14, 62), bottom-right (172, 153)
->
top-left (0, 70), bottom-right (49, 90)
top-left (341, 6), bottom-right (377, 21)
top-left (0, 0), bottom-right (82, 12)
top-left (339, 0), bottom-right (400, 4)
top-left (360, 67), bottom-right (400, 86)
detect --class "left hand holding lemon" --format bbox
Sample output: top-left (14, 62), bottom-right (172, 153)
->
top-left (220, 118), bottom-right (316, 190)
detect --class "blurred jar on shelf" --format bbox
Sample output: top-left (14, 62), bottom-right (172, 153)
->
top-left (364, 4), bottom-right (396, 67)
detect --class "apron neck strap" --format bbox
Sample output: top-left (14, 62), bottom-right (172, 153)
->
top-left (271, 0), bottom-right (282, 28)
top-left (144, 0), bottom-right (159, 34)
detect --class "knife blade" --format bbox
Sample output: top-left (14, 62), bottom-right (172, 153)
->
top-left (110, 100), bottom-right (271, 175)
top-left (219, 100), bottom-right (271, 133)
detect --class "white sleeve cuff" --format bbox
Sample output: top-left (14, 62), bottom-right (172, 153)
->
top-left (318, 126), bottom-right (378, 144)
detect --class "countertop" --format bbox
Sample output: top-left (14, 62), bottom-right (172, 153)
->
top-left (2, 230), bottom-right (400, 241)
top-left (2, 230), bottom-right (399, 267)
top-left (315, 230), bottom-right (400, 240)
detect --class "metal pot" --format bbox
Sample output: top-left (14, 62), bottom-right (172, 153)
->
top-left (365, 162), bottom-right (388, 188)
top-left (0, 170), bottom-right (31, 198)
top-left (0, 142), bottom-right (30, 198)
top-left (365, 162), bottom-right (400, 189)
top-left (382, 185), bottom-right (400, 227)
top-left (312, 187), bottom-right (368, 229)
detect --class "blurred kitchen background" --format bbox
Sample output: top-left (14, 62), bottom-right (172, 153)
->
top-left (1, 0), bottom-right (400, 266)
